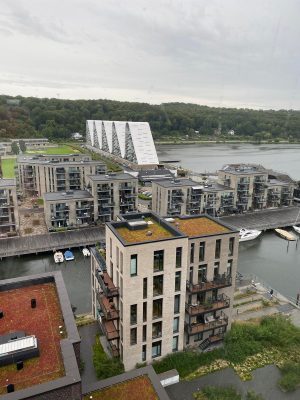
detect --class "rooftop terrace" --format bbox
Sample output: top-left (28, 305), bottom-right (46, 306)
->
top-left (0, 282), bottom-right (65, 394)
top-left (220, 163), bottom-right (267, 175)
top-left (173, 216), bottom-right (232, 237)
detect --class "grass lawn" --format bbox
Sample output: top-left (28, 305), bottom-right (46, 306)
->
top-left (1, 157), bottom-right (16, 178)
top-left (25, 144), bottom-right (81, 155)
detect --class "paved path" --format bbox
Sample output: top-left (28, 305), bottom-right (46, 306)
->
top-left (0, 226), bottom-right (105, 258)
top-left (221, 206), bottom-right (300, 230)
top-left (79, 322), bottom-right (101, 392)
top-left (166, 365), bottom-right (300, 400)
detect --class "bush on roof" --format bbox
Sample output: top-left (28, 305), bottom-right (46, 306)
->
top-left (93, 335), bottom-right (124, 379)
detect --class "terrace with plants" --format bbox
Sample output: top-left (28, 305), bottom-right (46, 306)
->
top-left (83, 375), bottom-right (159, 400)
top-left (174, 216), bottom-right (231, 237)
top-left (0, 282), bottom-right (65, 394)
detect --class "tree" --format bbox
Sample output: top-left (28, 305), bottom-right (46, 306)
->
top-left (11, 141), bottom-right (19, 155)
top-left (19, 139), bottom-right (26, 152)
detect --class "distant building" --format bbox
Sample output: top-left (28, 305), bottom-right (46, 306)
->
top-left (71, 132), bottom-right (83, 140)
top-left (0, 178), bottom-right (19, 238)
top-left (138, 169), bottom-right (175, 185)
top-left (227, 130), bottom-right (235, 135)
top-left (86, 120), bottom-right (159, 168)
top-left (6, 99), bottom-right (20, 106)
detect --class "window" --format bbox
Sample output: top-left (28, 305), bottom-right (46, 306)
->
top-left (143, 277), bottom-right (147, 299)
top-left (175, 271), bottom-right (181, 292)
top-left (190, 243), bottom-right (195, 263)
top-left (176, 247), bottom-right (182, 268)
top-left (198, 265), bottom-right (207, 283)
top-left (152, 321), bottom-right (162, 339)
top-left (199, 242), bottom-right (205, 261)
top-left (120, 251), bottom-right (123, 274)
top-left (172, 336), bottom-right (179, 352)
top-left (143, 325), bottom-right (147, 342)
top-left (229, 237), bottom-right (235, 257)
top-left (153, 299), bottom-right (163, 319)
top-left (110, 238), bottom-right (112, 258)
top-left (130, 328), bottom-right (137, 345)
top-left (154, 250), bottom-right (164, 272)
top-left (173, 317), bottom-right (179, 333)
top-left (142, 344), bottom-right (146, 361)
top-left (174, 294), bottom-right (180, 314)
top-left (194, 332), bottom-right (203, 342)
top-left (214, 262), bottom-right (219, 279)
top-left (227, 260), bottom-right (232, 277)
top-left (152, 341), bottom-right (161, 358)
top-left (130, 254), bottom-right (137, 276)
top-left (143, 302), bottom-right (147, 322)
top-left (130, 304), bottom-right (137, 325)
top-left (153, 275), bottom-right (164, 296)
top-left (215, 239), bottom-right (221, 259)
top-left (189, 266), bottom-right (193, 283)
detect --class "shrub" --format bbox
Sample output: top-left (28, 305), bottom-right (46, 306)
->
top-left (246, 391), bottom-right (264, 400)
top-left (93, 335), bottom-right (124, 379)
top-left (193, 386), bottom-right (241, 400)
top-left (278, 361), bottom-right (300, 392)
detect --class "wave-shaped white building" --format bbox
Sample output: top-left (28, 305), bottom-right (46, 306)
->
top-left (86, 120), bottom-right (159, 167)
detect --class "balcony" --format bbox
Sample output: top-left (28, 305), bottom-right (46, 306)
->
top-left (109, 342), bottom-right (120, 358)
top-left (97, 293), bottom-right (119, 320)
top-left (120, 185), bottom-right (133, 191)
top-left (101, 319), bottom-right (119, 340)
top-left (185, 311), bottom-right (228, 335)
top-left (185, 294), bottom-right (230, 316)
top-left (186, 275), bottom-right (232, 293)
top-left (96, 270), bottom-right (119, 297)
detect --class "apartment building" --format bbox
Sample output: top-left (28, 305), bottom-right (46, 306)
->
top-left (218, 164), bottom-right (295, 211)
top-left (0, 178), bottom-right (19, 237)
top-left (86, 173), bottom-right (138, 223)
top-left (91, 212), bottom-right (238, 370)
top-left (17, 154), bottom-right (106, 197)
top-left (152, 179), bottom-right (235, 217)
top-left (43, 190), bottom-right (94, 229)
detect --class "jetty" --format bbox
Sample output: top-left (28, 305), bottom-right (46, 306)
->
top-left (0, 227), bottom-right (105, 259)
top-left (220, 206), bottom-right (300, 231)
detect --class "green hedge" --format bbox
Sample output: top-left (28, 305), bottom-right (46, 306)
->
top-left (93, 335), bottom-right (124, 379)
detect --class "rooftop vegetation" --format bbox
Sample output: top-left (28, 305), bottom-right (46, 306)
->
top-left (174, 217), bottom-right (230, 237)
top-left (0, 283), bottom-right (65, 394)
top-left (116, 218), bottom-right (174, 243)
top-left (1, 157), bottom-right (16, 178)
top-left (93, 335), bottom-right (124, 379)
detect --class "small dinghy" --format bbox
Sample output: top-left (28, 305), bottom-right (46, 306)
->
top-left (64, 250), bottom-right (75, 261)
top-left (54, 251), bottom-right (64, 263)
top-left (82, 248), bottom-right (90, 257)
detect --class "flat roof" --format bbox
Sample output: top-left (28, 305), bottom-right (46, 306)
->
top-left (44, 189), bottom-right (94, 201)
top-left (267, 179), bottom-right (290, 187)
top-left (0, 178), bottom-right (16, 188)
top-left (88, 172), bottom-right (137, 181)
top-left (202, 182), bottom-right (234, 192)
top-left (220, 164), bottom-right (267, 175)
top-left (172, 216), bottom-right (235, 237)
top-left (17, 157), bottom-right (101, 166)
top-left (154, 179), bottom-right (196, 188)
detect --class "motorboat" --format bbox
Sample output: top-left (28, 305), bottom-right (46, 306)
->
top-left (54, 251), bottom-right (64, 263)
top-left (64, 250), bottom-right (75, 261)
top-left (82, 248), bottom-right (90, 257)
top-left (239, 228), bottom-right (262, 242)
top-left (275, 228), bottom-right (297, 241)
top-left (293, 225), bottom-right (300, 234)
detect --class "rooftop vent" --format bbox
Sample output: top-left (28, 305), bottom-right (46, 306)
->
top-left (146, 231), bottom-right (152, 236)
top-left (165, 218), bottom-right (175, 223)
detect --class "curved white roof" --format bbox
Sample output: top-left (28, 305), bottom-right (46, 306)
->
top-left (102, 121), bottom-right (113, 153)
top-left (113, 121), bottom-right (126, 158)
top-left (94, 120), bottom-right (103, 150)
top-left (86, 120), bottom-right (94, 146)
top-left (126, 122), bottom-right (159, 165)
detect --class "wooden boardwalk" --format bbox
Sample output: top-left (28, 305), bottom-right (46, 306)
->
top-left (0, 227), bottom-right (105, 258)
top-left (221, 206), bottom-right (300, 230)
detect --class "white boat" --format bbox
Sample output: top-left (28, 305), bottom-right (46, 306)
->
top-left (239, 228), bottom-right (262, 242)
top-left (275, 228), bottom-right (297, 241)
top-left (293, 225), bottom-right (300, 234)
top-left (82, 248), bottom-right (90, 257)
top-left (54, 251), bottom-right (64, 263)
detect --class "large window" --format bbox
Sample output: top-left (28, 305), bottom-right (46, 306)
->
top-left (130, 254), bottom-right (137, 276)
top-left (152, 341), bottom-right (161, 358)
top-left (176, 247), bottom-right (182, 268)
top-left (190, 243), bottom-right (195, 263)
top-left (227, 260), bottom-right (232, 277)
top-left (142, 344), bottom-right (146, 361)
top-left (130, 328), bottom-right (137, 345)
top-left (215, 239), bottom-right (221, 259)
top-left (173, 317), bottom-right (179, 333)
top-left (175, 271), bottom-right (181, 292)
top-left (174, 294), bottom-right (180, 314)
top-left (143, 325), bottom-right (147, 342)
top-left (154, 250), bottom-right (164, 272)
top-left (143, 277), bottom-right (147, 299)
top-left (152, 321), bottom-right (162, 339)
top-left (199, 242), bottom-right (205, 262)
top-left (214, 262), bottom-right (219, 279)
top-left (153, 275), bottom-right (164, 296)
top-left (153, 299), bottom-right (163, 319)
top-left (198, 265), bottom-right (207, 283)
top-left (130, 304), bottom-right (137, 325)
top-left (229, 237), bottom-right (235, 257)
top-left (143, 302), bottom-right (147, 322)
top-left (172, 336), bottom-right (179, 352)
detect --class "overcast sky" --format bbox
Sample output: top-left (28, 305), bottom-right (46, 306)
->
top-left (0, 0), bottom-right (300, 109)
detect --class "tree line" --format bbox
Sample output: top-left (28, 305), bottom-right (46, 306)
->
top-left (0, 95), bottom-right (300, 140)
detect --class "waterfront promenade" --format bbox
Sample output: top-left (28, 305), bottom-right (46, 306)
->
top-left (221, 205), bottom-right (300, 230)
top-left (0, 226), bottom-right (105, 258)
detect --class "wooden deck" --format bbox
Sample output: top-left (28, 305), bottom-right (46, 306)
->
top-left (0, 227), bottom-right (105, 258)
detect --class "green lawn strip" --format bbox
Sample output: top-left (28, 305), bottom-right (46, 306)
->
top-left (1, 158), bottom-right (16, 178)
top-left (193, 387), bottom-right (264, 400)
top-left (233, 299), bottom-right (260, 308)
top-left (93, 334), bottom-right (124, 379)
top-left (26, 145), bottom-right (78, 155)
top-left (138, 194), bottom-right (151, 200)
top-left (153, 316), bottom-right (300, 387)
top-left (234, 290), bottom-right (257, 300)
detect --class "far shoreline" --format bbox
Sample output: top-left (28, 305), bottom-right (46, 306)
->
top-left (155, 139), bottom-right (300, 145)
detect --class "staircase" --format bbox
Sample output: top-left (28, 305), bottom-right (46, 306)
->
top-left (199, 338), bottom-right (211, 351)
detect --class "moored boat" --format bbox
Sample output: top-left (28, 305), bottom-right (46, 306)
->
top-left (293, 225), bottom-right (300, 234)
top-left (239, 228), bottom-right (262, 242)
top-left (275, 228), bottom-right (297, 241)
top-left (54, 251), bottom-right (64, 263)
top-left (82, 248), bottom-right (90, 257)
top-left (64, 250), bottom-right (75, 261)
